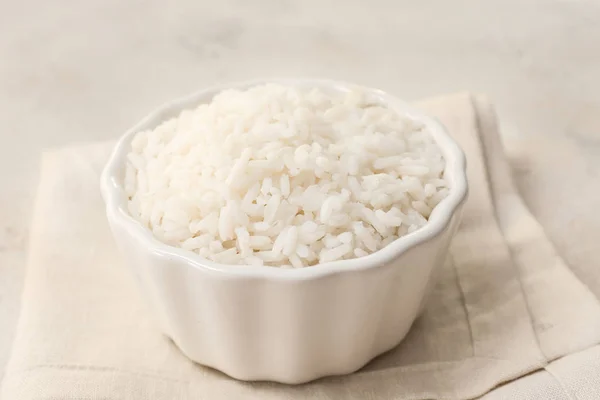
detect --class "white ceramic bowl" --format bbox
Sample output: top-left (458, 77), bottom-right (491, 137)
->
top-left (101, 79), bottom-right (468, 384)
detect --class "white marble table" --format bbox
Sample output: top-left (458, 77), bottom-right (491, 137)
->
top-left (1, 0), bottom-right (599, 380)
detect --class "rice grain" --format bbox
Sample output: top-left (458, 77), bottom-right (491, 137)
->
top-left (125, 84), bottom-right (449, 267)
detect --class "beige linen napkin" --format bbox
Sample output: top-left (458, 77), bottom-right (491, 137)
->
top-left (506, 134), bottom-right (600, 302)
top-left (479, 133), bottom-right (600, 400)
top-left (481, 344), bottom-right (600, 400)
top-left (2, 93), bottom-right (600, 399)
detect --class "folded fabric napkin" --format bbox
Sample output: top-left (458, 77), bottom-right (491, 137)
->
top-left (3, 93), bottom-right (600, 400)
top-left (481, 344), bottom-right (600, 399)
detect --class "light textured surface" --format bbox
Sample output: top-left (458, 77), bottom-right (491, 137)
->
top-left (1, 0), bottom-right (600, 393)
top-left (3, 94), bottom-right (600, 399)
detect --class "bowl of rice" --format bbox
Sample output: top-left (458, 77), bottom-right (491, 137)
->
top-left (101, 79), bottom-right (467, 384)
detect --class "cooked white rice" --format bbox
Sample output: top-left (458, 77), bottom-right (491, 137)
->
top-left (125, 84), bottom-right (449, 268)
